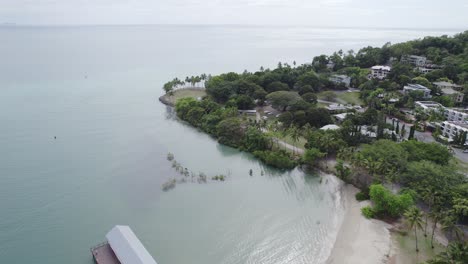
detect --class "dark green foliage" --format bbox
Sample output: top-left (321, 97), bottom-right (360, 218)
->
top-left (408, 125), bottom-right (415, 140)
top-left (253, 150), bottom-right (297, 170)
top-left (301, 148), bottom-right (325, 166)
top-left (301, 92), bottom-right (318, 104)
top-left (356, 191), bottom-right (370, 201)
top-left (305, 129), bottom-right (347, 156)
top-left (427, 242), bottom-right (468, 264)
top-left (400, 140), bottom-right (452, 165)
top-left (243, 127), bottom-right (270, 152)
top-left (235, 95), bottom-right (255, 110)
top-left (295, 71), bottom-right (320, 91)
top-left (266, 91), bottom-right (303, 111)
top-left (266, 81), bottom-right (289, 93)
top-left (216, 117), bottom-right (244, 147)
top-left (353, 140), bottom-right (408, 179)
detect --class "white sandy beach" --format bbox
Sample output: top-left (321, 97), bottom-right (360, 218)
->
top-left (326, 183), bottom-right (392, 264)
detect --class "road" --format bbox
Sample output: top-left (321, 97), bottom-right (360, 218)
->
top-left (386, 117), bottom-right (468, 165)
top-left (256, 112), bottom-right (305, 155)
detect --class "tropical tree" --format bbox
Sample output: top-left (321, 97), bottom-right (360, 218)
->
top-left (441, 213), bottom-right (463, 242)
top-left (427, 242), bottom-right (468, 263)
top-left (288, 125), bottom-right (301, 155)
top-left (429, 209), bottom-right (443, 249)
top-left (405, 206), bottom-right (424, 252)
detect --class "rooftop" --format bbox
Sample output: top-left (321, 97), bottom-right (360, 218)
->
top-left (320, 124), bottom-right (340, 130)
top-left (106, 226), bottom-right (158, 264)
top-left (441, 87), bottom-right (462, 95)
top-left (371, 65), bottom-right (391, 71)
top-left (443, 121), bottom-right (468, 129)
top-left (433, 81), bottom-right (462, 88)
top-left (404, 83), bottom-right (431, 91)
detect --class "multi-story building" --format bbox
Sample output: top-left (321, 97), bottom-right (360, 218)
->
top-left (415, 101), bottom-right (468, 122)
top-left (439, 121), bottom-right (468, 144)
top-left (370, 65), bottom-right (391, 79)
top-left (329, 74), bottom-right (351, 87)
top-left (403, 84), bottom-right (432, 99)
top-left (444, 108), bottom-right (468, 122)
top-left (401, 55), bottom-right (427, 67)
top-left (415, 101), bottom-right (443, 112)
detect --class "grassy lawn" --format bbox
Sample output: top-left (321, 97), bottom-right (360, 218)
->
top-left (274, 133), bottom-right (307, 149)
top-left (316, 90), bottom-right (363, 105)
top-left (165, 89), bottom-right (206, 105)
top-left (392, 230), bottom-right (444, 264)
top-left (336, 91), bottom-right (363, 105)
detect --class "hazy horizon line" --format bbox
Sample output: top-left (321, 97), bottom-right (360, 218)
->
top-left (1, 22), bottom-right (466, 32)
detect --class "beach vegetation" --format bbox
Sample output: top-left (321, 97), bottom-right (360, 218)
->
top-left (369, 184), bottom-right (414, 218)
top-left (361, 206), bottom-right (375, 219)
top-left (355, 190), bottom-right (370, 201)
top-left (253, 150), bottom-right (297, 170)
top-left (405, 206), bottom-right (425, 252)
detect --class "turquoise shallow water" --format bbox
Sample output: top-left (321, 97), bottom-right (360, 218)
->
top-left (0, 25), bottom-right (461, 264)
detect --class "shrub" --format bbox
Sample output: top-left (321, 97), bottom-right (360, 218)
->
top-left (369, 184), bottom-right (414, 218)
top-left (355, 191), bottom-right (370, 201)
top-left (253, 150), bottom-right (297, 170)
top-left (361, 206), bottom-right (375, 219)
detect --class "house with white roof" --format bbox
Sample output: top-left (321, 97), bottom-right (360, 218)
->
top-left (370, 65), bottom-right (391, 79)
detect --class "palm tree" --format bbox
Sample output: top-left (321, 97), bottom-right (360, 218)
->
top-left (441, 214), bottom-right (463, 242)
top-left (429, 209), bottom-right (443, 249)
top-left (428, 242), bottom-right (468, 263)
top-left (405, 206), bottom-right (424, 252)
top-left (288, 125), bottom-right (301, 155)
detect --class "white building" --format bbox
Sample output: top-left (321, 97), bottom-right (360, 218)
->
top-left (440, 121), bottom-right (468, 144)
top-left (418, 67), bottom-right (433, 74)
top-left (329, 74), bottom-right (351, 87)
top-left (415, 101), bottom-right (443, 112)
top-left (403, 84), bottom-right (432, 99)
top-left (320, 124), bottom-right (340, 130)
top-left (370, 65), bottom-right (391, 79)
top-left (401, 55), bottom-right (427, 67)
top-left (334, 113), bottom-right (350, 123)
top-left (106, 226), bottom-right (158, 264)
top-left (444, 108), bottom-right (468, 122)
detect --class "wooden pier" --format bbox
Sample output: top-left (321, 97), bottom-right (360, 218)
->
top-left (91, 242), bottom-right (121, 264)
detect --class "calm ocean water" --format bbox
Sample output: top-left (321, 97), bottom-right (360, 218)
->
top-left (0, 25), bottom-right (461, 264)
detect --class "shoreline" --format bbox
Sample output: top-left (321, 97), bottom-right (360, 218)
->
top-left (326, 180), bottom-right (392, 264)
top-left (158, 87), bottom-right (206, 107)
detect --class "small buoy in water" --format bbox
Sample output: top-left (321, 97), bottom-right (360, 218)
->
top-left (54, 136), bottom-right (56, 139)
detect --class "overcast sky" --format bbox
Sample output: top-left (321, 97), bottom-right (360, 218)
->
top-left (2, 0), bottom-right (468, 28)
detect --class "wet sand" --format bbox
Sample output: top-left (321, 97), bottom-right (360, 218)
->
top-left (326, 184), bottom-right (392, 264)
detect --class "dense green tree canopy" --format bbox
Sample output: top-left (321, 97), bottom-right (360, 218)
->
top-left (266, 91), bottom-right (303, 111)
